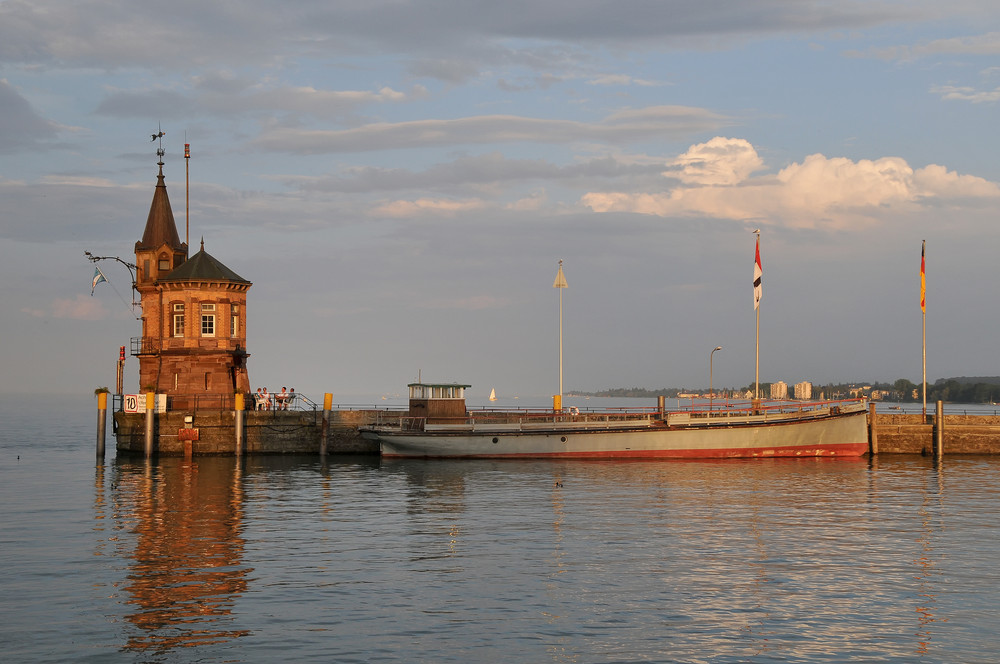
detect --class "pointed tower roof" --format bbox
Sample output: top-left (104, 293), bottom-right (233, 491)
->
top-left (135, 161), bottom-right (186, 252)
top-left (160, 240), bottom-right (251, 284)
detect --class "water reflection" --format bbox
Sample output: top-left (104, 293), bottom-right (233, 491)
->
top-left (914, 462), bottom-right (946, 655)
top-left (111, 457), bottom-right (252, 656)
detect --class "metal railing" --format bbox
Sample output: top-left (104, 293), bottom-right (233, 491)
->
top-left (130, 336), bottom-right (159, 355)
top-left (112, 392), bottom-right (319, 412)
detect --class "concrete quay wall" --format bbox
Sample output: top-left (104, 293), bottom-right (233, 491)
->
top-left (872, 412), bottom-right (1000, 455)
top-left (114, 408), bottom-right (400, 456)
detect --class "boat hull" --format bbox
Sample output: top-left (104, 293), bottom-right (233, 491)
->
top-left (370, 409), bottom-right (870, 459)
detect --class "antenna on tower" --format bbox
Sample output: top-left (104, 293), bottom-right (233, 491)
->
top-left (185, 132), bottom-right (191, 256)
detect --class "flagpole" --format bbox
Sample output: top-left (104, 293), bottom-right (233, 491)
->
top-left (753, 230), bottom-right (762, 402)
top-left (921, 240), bottom-right (927, 417)
top-left (755, 306), bottom-right (760, 401)
top-left (553, 260), bottom-right (568, 410)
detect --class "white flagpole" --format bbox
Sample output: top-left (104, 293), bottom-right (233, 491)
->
top-left (553, 260), bottom-right (568, 407)
top-left (753, 230), bottom-right (762, 402)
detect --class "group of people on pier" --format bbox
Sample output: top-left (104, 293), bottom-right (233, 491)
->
top-left (254, 386), bottom-right (295, 411)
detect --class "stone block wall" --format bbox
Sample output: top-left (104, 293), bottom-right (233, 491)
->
top-left (873, 412), bottom-right (1000, 454)
top-left (114, 408), bottom-right (400, 456)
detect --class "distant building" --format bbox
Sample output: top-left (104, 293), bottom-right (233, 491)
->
top-left (770, 381), bottom-right (788, 400)
top-left (794, 381), bottom-right (812, 400)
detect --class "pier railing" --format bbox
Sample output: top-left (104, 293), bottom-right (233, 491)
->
top-left (111, 392), bottom-right (318, 412)
top-left (373, 398), bottom-right (868, 432)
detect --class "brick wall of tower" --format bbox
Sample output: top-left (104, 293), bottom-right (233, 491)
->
top-left (136, 281), bottom-right (250, 395)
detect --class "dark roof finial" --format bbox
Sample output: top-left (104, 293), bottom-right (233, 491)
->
top-left (200, 236), bottom-right (205, 252)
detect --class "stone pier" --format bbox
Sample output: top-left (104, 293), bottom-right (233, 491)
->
top-left (872, 412), bottom-right (1000, 454)
top-left (114, 408), bottom-right (400, 455)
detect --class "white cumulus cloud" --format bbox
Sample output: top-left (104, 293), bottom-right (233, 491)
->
top-left (583, 137), bottom-right (1000, 229)
top-left (667, 136), bottom-right (764, 185)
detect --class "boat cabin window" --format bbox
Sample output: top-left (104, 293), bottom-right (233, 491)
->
top-left (408, 384), bottom-right (466, 399)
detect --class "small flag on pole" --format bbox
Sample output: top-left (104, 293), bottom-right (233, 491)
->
top-left (553, 260), bottom-right (568, 289)
top-left (91, 266), bottom-right (108, 295)
top-left (920, 240), bottom-right (926, 313)
top-left (753, 236), bottom-right (762, 310)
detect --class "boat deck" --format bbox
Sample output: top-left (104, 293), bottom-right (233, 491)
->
top-left (368, 399), bottom-right (868, 434)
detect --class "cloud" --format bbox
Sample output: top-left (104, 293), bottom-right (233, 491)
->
top-left (582, 137), bottom-right (1000, 228)
top-left (666, 137), bottom-right (764, 185)
top-left (23, 294), bottom-right (107, 320)
top-left (931, 84), bottom-right (1000, 103)
top-left (96, 80), bottom-right (426, 119)
top-left (587, 74), bottom-right (664, 87)
top-left (254, 105), bottom-right (731, 154)
top-left (0, 1), bottom-right (909, 71)
top-left (279, 152), bottom-right (662, 194)
top-left (369, 197), bottom-right (488, 218)
top-left (865, 31), bottom-right (1000, 61)
top-left (0, 79), bottom-right (60, 153)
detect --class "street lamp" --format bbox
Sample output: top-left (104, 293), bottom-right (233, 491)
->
top-left (710, 346), bottom-right (722, 415)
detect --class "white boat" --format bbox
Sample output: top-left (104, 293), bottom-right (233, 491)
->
top-left (489, 388), bottom-right (497, 401)
top-left (362, 382), bottom-right (870, 459)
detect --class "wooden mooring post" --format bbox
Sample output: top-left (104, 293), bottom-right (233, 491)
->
top-left (868, 402), bottom-right (878, 456)
top-left (96, 392), bottom-right (107, 459)
top-left (234, 392), bottom-right (245, 457)
top-left (320, 393), bottom-right (333, 456)
top-left (144, 391), bottom-right (155, 458)
top-left (934, 400), bottom-right (944, 459)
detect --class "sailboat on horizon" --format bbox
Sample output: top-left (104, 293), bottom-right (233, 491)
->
top-left (489, 388), bottom-right (497, 401)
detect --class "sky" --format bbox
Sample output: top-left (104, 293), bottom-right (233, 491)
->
top-left (2, 0), bottom-right (1000, 401)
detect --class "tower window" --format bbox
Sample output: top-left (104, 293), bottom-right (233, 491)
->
top-left (173, 304), bottom-right (184, 337)
top-left (159, 258), bottom-right (170, 270)
top-left (202, 314), bottom-right (215, 337)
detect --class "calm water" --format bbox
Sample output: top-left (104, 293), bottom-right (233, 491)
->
top-left (3, 395), bottom-right (1000, 663)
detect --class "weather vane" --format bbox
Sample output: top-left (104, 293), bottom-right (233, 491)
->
top-left (151, 125), bottom-right (165, 160)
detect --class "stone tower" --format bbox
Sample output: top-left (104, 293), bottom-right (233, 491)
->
top-left (133, 157), bottom-right (252, 402)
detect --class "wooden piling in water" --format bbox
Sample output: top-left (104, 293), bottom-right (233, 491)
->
top-left (320, 393), bottom-right (332, 456)
top-left (96, 392), bottom-right (107, 459)
top-left (234, 393), bottom-right (245, 457)
top-left (144, 392), bottom-right (154, 458)
top-left (869, 402), bottom-right (878, 456)
top-left (934, 401), bottom-right (944, 459)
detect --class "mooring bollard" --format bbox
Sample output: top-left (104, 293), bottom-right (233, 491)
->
top-left (235, 392), bottom-right (245, 457)
top-left (869, 402), bottom-right (878, 456)
top-left (320, 392), bottom-right (333, 456)
top-left (935, 400), bottom-right (944, 459)
top-left (144, 391), bottom-right (155, 458)
top-left (96, 392), bottom-right (107, 459)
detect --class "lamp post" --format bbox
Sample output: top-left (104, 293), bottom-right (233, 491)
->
top-left (710, 346), bottom-right (722, 415)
